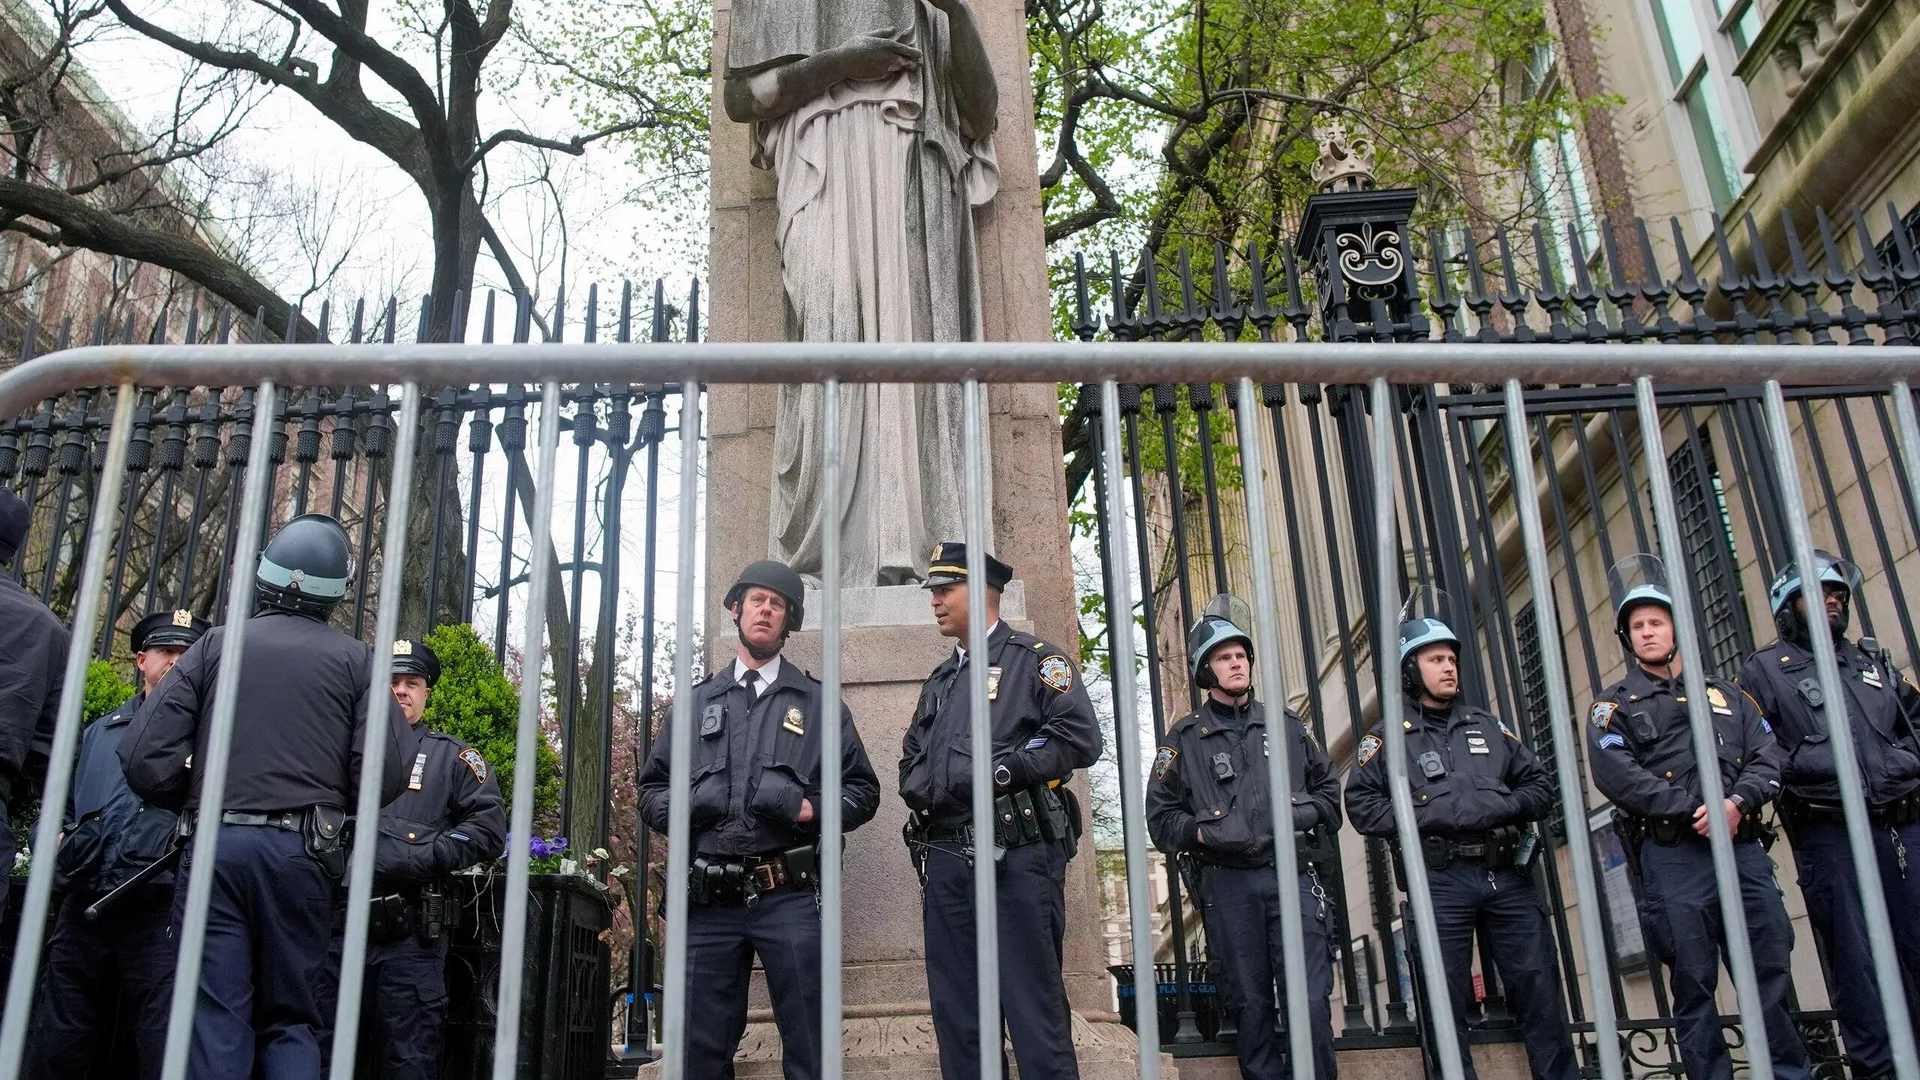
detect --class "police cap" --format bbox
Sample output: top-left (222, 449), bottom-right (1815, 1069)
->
top-left (390, 639), bottom-right (441, 686)
top-left (922, 541), bottom-right (1013, 591)
top-left (131, 609), bottom-right (211, 654)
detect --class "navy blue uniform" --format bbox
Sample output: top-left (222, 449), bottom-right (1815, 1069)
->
top-left (1345, 699), bottom-right (1576, 1080)
top-left (899, 622), bottom-right (1102, 1080)
top-left (1145, 697), bottom-right (1342, 1080)
top-left (358, 730), bottom-right (506, 1080)
top-left (0, 572), bottom-right (70, 917)
top-left (31, 694), bottom-right (179, 1080)
top-left (1738, 637), bottom-right (1920, 1075)
top-left (1586, 667), bottom-right (1807, 1080)
top-left (120, 613), bottom-right (417, 1080)
top-left (639, 657), bottom-right (880, 1080)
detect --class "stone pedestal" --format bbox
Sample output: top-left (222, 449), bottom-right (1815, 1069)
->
top-left (702, 0), bottom-right (1145, 1071)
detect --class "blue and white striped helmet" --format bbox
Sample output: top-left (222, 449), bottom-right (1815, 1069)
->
top-left (1398, 618), bottom-right (1459, 663)
top-left (1767, 550), bottom-right (1861, 616)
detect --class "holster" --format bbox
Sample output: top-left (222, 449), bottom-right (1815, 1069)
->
top-left (903, 814), bottom-right (933, 887)
top-left (995, 786), bottom-right (1073, 849)
top-left (418, 882), bottom-right (454, 942)
top-left (1297, 824), bottom-right (1337, 868)
top-left (302, 806), bottom-right (350, 880)
top-left (1420, 835), bottom-right (1450, 871)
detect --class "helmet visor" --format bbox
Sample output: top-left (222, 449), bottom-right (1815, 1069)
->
top-left (1607, 554), bottom-right (1673, 617)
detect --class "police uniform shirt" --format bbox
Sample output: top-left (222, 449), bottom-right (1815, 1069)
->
top-left (637, 659), bottom-right (880, 857)
top-left (1145, 697), bottom-right (1342, 862)
top-left (0, 572), bottom-right (69, 797)
top-left (55, 693), bottom-right (178, 894)
top-left (1737, 637), bottom-right (1920, 806)
top-left (1586, 667), bottom-right (1782, 822)
top-left (898, 621), bottom-right (1102, 818)
top-left (120, 611), bottom-right (419, 814)
top-left (375, 731), bottom-right (508, 886)
top-left (1345, 698), bottom-right (1555, 839)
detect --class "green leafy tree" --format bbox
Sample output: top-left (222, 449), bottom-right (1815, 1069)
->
top-left (421, 623), bottom-right (562, 834)
top-left (84, 660), bottom-right (137, 724)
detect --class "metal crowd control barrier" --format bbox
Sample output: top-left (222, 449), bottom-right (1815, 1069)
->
top-left (0, 341), bottom-right (1916, 1080)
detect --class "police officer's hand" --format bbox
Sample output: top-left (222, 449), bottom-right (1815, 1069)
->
top-left (798, 798), bottom-right (815, 823)
top-left (1692, 798), bottom-right (1741, 838)
top-left (992, 755), bottom-right (1032, 792)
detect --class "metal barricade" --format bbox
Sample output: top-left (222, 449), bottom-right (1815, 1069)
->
top-left (0, 339), bottom-right (1914, 1080)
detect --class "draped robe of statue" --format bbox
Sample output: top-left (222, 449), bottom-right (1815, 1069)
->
top-left (730, 0), bottom-right (999, 587)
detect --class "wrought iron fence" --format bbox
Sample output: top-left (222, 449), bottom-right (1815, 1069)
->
top-left (0, 196), bottom-right (1913, 1080)
top-left (1067, 195), bottom-right (1920, 1080)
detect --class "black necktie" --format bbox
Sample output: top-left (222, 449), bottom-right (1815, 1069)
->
top-left (740, 668), bottom-right (759, 698)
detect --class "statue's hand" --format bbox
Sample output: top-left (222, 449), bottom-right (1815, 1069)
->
top-left (825, 31), bottom-right (922, 83)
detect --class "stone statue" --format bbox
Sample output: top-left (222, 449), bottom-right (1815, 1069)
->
top-left (723, 0), bottom-right (1000, 587)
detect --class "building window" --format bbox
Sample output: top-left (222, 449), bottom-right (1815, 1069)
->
top-left (1647, 0), bottom-right (1749, 212)
top-left (1515, 599), bottom-right (1576, 826)
top-left (1663, 424), bottom-right (1753, 676)
top-left (1871, 201), bottom-right (1920, 308)
top-left (1713, 0), bottom-right (1762, 58)
top-left (1518, 48), bottom-right (1601, 281)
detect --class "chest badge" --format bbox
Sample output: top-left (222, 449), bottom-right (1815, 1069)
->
top-left (1706, 686), bottom-right (1733, 715)
top-left (1466, 734), bottom-right (1490, 755)
top-left (408, 751), bottom-right (428, 791)
top-left (782, 708), bottom-right (807, 736)
top-left (1862, 666), bottom-right (1884, 689)
top-left (986, 666), bottom-right (1003, 701)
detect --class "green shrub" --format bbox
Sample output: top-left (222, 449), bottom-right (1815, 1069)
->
top-left (83, 659), bottom-right (137, 724)
top-left (421, 623), bottom-right (561, 832)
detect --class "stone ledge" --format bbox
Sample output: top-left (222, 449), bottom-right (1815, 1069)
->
top-left (796, 580), bottom-right (1028, 630)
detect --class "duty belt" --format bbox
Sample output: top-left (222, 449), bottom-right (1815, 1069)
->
top-left (182, 809), bottom-right (307, 835)
top-left (687, 844), bottom-right (819, 906)
top-left (1420, 829), bottom-right (1521, 870)
top-left (1630, 815), bottom-right (1769, 846)
top-left (1785, 794), bottom-right (1920, 827)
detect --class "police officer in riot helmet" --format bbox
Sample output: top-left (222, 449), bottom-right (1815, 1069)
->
top-left (1587, 556), bottom-right (1808, 1080)
top-left (121, 514), bottom-right (418, 1080)
top-left (1736, 551), bottom-right (1920, 1077)
top-left (1345, 610), bottom-right (1577, 1080)
top-left (1146, 596), bottom-right (1342, 1080)
top-left (900, 542), bottom-right (1101, 1080)
top-left (0, 486), bottom-right (71, 921)
top-left (637, 560), bottom-right (880, 1080)
top-left (32, 610), bottom-right (207, 1080)
top-left (358, 639), bottom-right (505, 1080)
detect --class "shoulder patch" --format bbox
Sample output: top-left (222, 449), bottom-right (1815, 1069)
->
top-left (1300, 717), bottom-right (1319, 750)
top-left (1038, 655), bottom-right (1074, 693)
top-left (1497, 721), bottom-right (1519, 741)
top-left (1589, 701), bottom-right (1618, 730)
top-left (1357, 734), bottom-right (1382, 767)
top-left (458, 747), bottom-right (489, 785)
top-left (1152, 745), bottom-right (1178, 781)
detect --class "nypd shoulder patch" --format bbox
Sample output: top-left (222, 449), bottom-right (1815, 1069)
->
top-left (1038, 655), bottom-right (1074, 693)
top-left (458, 747), bottom-right (490, 785)
top-left (1357, 734), bottom-right (1382, 767)
top-left (1152, 745), bottom-right (1178, 782)
top-left (1589, 701), bottom-right (1618, 730)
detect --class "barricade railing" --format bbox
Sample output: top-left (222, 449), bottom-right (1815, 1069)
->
top-left (0, 341), bottom-right (1915, 1080)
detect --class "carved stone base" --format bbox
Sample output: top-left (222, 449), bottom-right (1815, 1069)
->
top-left (638, 1011), bottom-right (1170, 1078)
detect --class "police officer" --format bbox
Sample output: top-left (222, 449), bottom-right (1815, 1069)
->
top-left (32, 610), bottom-right (207, 1080)
top-left (1586, 558), bottom-right (1807, 1080)
top-left (1145, 599), bottom-right (1342, 1080)
top-left (121, 513), bottom-right (418, 1080)
top-left (899, 541), bottom-right (1102, 1080)
top-left (360, 638), bottom-right (506, 1080)
top-left (1737, 551), bottom-right (1920, 1078)
top-left (1345, 618), bottom-right (1576, 1080)
top-left (637, 560), bottom-right (880, 1080)
top-left (0, 486), bottom-right (70, 915)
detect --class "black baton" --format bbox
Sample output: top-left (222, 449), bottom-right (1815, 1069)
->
top-left (84, 843), bottom-right (182, 921)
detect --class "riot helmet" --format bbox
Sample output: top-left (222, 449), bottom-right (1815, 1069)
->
top-left (255, 514), bottom-right (354, 620)
top-left (1767, 550), bottom-right (1862, 645)
top-left (1398, 588), bottom-right (1462, 700)
top-left (725, 559), bottom-right (805, 660)
top-left (1187, 594), bottom-right (1255, 693)
top-left (1607, 554), bottom-right (1677, 666)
